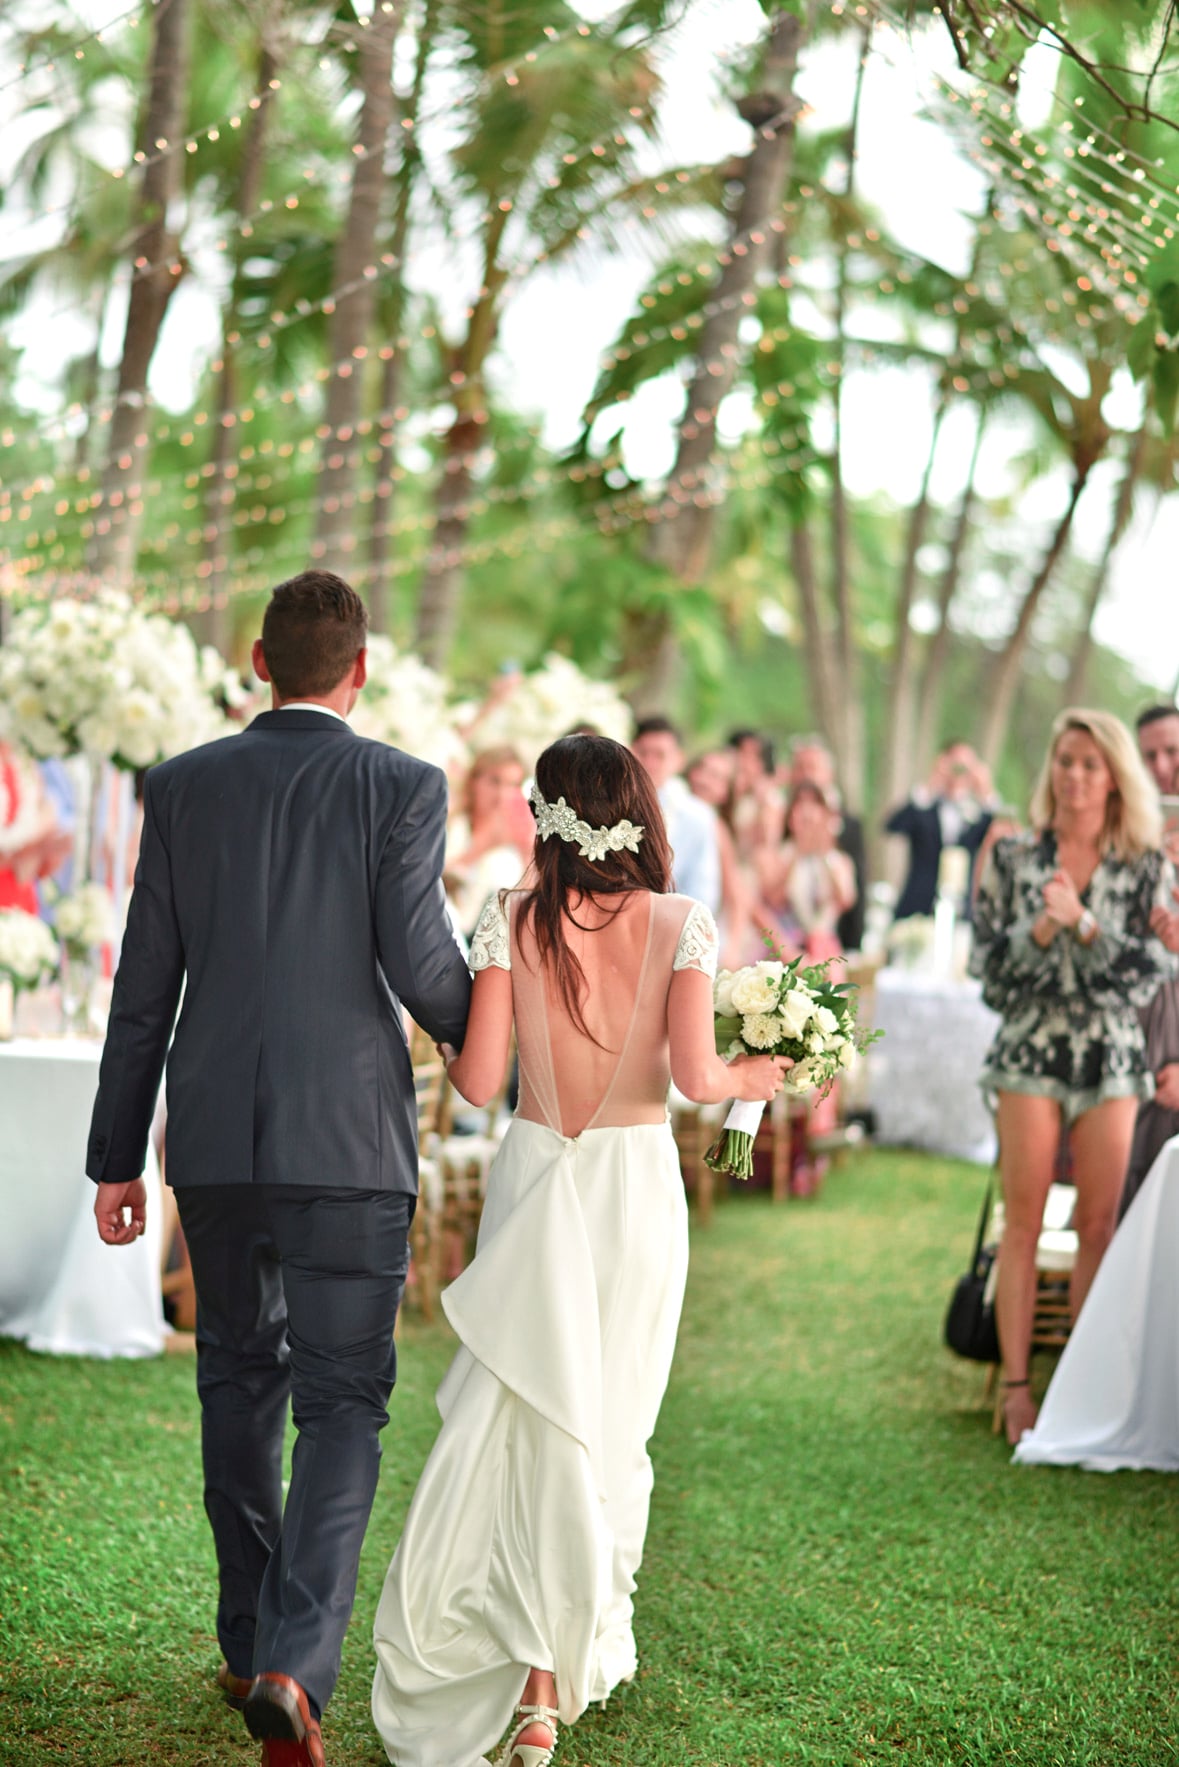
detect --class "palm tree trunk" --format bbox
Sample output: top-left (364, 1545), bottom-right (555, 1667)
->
top-left (914, 408), bottom-right (986, 774)
top-left (1062, 422), bottom-right (1147, 706)
top-left (88, 0), bottom-right (192, 585)
top-left (313, 1), bottom-right (402, 572)
top-left (882, 396), bottom-right (946, 810)
top-left (825, 21), bottom-right (871, 812)
top-left (979, 463), bottom-right (1093, 768)
top-left (200, 29), bottom-right (283, 650)
top-left (630, 5), bottom-right (807, 707)
top-left (369, 0), bottom-right (435, 635)
top-left (791, 516), bottom-right (840, 757)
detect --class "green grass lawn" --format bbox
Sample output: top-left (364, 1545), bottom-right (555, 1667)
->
top-left (1, 1149), bottom-right (1176, 1767)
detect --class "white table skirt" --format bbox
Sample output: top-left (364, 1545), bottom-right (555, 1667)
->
top-left (0, 1038), bottom-right (166, 1358)
top-left (1015, 1135), bottom-right (1179, 1473)
top-left (867, 968), bottom-right (1000, 1164)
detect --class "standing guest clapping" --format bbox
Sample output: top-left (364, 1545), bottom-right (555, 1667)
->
top-left (970, 709), bottom-right (1175, 1445)
top-left (1119, 704), bottom-right (1179, 1218)
top-left (887, 741), bottom-right (994, 920)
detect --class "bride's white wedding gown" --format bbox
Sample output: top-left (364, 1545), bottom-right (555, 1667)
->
top-left (371, 888), bottom-right (717, 1767)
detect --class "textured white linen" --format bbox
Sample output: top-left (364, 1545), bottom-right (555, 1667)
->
top-left (371, 1117), bottom-right (689, 1767)
top-left (868, 968), bottom-right (1000, 1163)
top-left (0, 1038), bottom-right (166, 1358)
top-left (1014, 1135), bottom-right (1179, 1473)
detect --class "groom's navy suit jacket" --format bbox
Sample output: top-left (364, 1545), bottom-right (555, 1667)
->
top-left (86, 708), bottom-right (471, 1192)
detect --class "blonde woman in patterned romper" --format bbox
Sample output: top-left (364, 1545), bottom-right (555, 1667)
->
top-left (372, 735), bottom-right (789, 1767)
top-left (970, 709), bottom-right (1175, 1446)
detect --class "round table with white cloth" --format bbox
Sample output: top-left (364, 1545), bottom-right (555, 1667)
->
top-left (0, 1038), bottom-right (167, 1358)
top-left (1014, 1134), bottom-right (1179, 1473)
top-left (867, 967), bottom-right (1000, 1164)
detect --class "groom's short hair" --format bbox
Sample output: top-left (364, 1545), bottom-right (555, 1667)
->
top-left (261, 570), bottom-right (368, 697)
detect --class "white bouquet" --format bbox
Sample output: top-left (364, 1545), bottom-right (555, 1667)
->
top-left (54, 882), bottom-right (114, 956)
top-left (705, 950), bottom-right (879, 1180)
top-left (0, 592), bottom-right (233, 769)
top-left (352, 635), bottom-right (467, 776)
top-left (0, 908), bottom-right (59, 992)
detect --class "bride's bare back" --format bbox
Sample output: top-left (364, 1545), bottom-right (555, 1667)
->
top-left (500, 890), bottom-right (716, 1138)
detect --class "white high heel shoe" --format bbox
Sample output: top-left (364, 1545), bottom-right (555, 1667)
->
top-left (496, 1701), bottom-right (559, 1767)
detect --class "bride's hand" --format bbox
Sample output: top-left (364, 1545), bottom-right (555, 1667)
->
top-left (729, 1053), bottom-right (792, 1102)
top-left (435, 1041), bottom-right (459, 1068)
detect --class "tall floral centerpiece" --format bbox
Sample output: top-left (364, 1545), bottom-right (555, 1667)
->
top-left (0, 592), bottom-right (241, 896)
top-left (0, 908), bottom-right (58, 1040)
top-left (350, 636), bottom-right (468, 775)
top-left (456, 653), bottom-right (633, 771)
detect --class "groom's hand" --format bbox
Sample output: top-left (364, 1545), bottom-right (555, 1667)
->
top-left (94, 1178), bottom-right (148, 1246)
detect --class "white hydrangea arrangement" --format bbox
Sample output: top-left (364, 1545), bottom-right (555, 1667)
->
top-left (54, 882), bottom-right (114, 957)
top-left (351, 635), bottom-right (468, 775)
top-left (458, 652), bottom-right (632, 770)
top-left (705, 951), bottom-right (879, 1179)
top-left (0, 593), bottom-right (234, 769)
top-left (0, 907), bottom-right (59, 992)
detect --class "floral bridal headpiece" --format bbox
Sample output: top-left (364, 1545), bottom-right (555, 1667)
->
top-left (530, 785), bottom-right (644, 864)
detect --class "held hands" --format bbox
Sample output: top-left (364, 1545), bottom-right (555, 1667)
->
top-left (729, 1053), bottom-right (793, 1103)
top-left (435, 1041), bottom-right (459, 1068)
top-left (94, 1178), bottom-right (148, 1246)
top-left (1042, 869), bottom-right (1084, 929)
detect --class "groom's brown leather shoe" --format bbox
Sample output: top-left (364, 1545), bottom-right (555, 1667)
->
top-left (244, 1674), bottom-right (326, 1767)
top-left (216, 1661), bottom-right (253, 1708)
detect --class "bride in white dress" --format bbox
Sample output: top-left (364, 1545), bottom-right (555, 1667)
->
top-left (372, 734), bottom-right (789, 1767)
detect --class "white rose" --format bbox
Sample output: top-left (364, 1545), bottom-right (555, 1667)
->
top-left (838, 1040), bottom-right (857, 1070)
top-left (777, 988), bottom-right (814, 1039)
top-left (814, 1006), bottom-right (839, 1036)
top-left (732, 971), bottom-right (780, 1015)
top-left (785, 1058), bottom-right (814, 1092)
top-left (714, 969), bottom-right (739, 1017)
top-left (755, 959), bottom-right (786, 983)
top-left (807, 1033), bottom-right (826, 1055)
top-left (741, 1011), bottom-right (782, 1050)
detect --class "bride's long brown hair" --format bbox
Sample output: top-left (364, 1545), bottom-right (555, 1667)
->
top-left (517, 734), bottom-right (673, 1040)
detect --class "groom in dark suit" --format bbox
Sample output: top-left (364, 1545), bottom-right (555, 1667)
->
top-left (87, 571), bottom-right (471, 1767)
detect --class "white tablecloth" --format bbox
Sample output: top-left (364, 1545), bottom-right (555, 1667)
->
top-left (1015, 1136), bottom-right (1179, 1472)
top-left (867, 968), bottom-right (1000, 1164)
top-left (0, 1038), bottom-right (166, 1358)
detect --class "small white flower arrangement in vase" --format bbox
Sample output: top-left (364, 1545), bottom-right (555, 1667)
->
top-left (53, 882), bottom-right (114, 1036)
top-left (0, 908), bottom-right (60, 1040)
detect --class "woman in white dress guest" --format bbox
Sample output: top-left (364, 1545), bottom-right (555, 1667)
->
top-left (372, 734), bottom-right (789, 1767)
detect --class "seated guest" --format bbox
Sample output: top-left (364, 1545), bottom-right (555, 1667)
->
top-left (444, 745), bottom-right (532, 939)
top-left (1120, 705), bottom-right (1179, 1218)
top-left (886, 740), bottom-right (994, 920)
top-left (788, 736), bottom-right (866, 951)
top-left (970, 709), bottom-right (1174, 1445)
top-left (632, 717), bottom-right (721, 913)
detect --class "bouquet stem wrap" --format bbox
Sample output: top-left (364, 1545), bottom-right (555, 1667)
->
top-left (704, 1099), bottom-right (766, 1180)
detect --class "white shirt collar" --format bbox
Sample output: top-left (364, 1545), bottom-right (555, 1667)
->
top-left (275, 702), bottom-right (347, 722)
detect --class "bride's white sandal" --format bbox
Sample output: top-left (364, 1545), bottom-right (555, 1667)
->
top-left (496, 1701), bottom-right (559, 1767)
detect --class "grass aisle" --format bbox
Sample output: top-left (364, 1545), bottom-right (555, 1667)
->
top-left (1, 1151), bottom-right (1176, 1767)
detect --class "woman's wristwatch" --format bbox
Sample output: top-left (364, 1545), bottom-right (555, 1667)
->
top-left (1075, 909), bottom-right (1098, 944)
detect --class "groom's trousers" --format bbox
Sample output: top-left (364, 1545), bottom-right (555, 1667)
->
top-left (174, 1184), bottom-right (415, 1718)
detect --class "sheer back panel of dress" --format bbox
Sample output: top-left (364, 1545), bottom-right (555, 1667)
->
top-left (510, 892), bottom-right (708, 1138)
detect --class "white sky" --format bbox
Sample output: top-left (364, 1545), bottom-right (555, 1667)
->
top-left (1, 0), bottom-right (1175, 691)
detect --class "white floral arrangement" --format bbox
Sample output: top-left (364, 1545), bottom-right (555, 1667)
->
top-left (0, 907), bottom-right (59, 992)
top-left (458, 652), bottom-right (632, 771)
top-left (54, 882), bottom-right (114, 956)
top-left (705, 950), bottom-right (879, 1179)
top-left (0, 592), bottom-right (234, 770)
top-left (351, 635), bottom-right (468, 775)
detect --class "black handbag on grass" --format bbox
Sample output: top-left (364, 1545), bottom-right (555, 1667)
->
top-left (944, 1182), bottom-right (1000, 1363)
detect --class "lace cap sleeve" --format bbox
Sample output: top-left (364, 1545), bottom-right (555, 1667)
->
top-left (468, 893), bottom-right (511, 973)
top-left (673, 899), bottom-right (719, 979)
